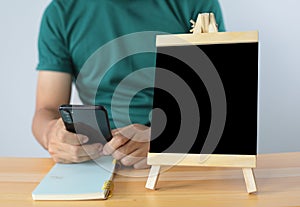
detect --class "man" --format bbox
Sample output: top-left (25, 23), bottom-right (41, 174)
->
top-left (32, 0), bottom-right (225, 169)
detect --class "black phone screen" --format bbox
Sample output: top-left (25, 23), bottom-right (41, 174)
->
top-left (59, 105), bottom-right (112, 145)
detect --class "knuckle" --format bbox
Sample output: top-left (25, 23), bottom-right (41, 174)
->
top-left (90, 153), bottom-right (101, 160)
top-left (70, 145), bottom-right (80, 155)
top-left (133, 159), bottom-right (148, 169)
top-left (115, 136), bottom-right (123, 146)
top-left (82, 145), bottom-right (94, 155)
top-left (132, 124), bottom-right (144, 130)
top-left (71, 156), bottom-right (81, 163)
top-left (103, 144), bottom-right (112, 154)
top-left (121, 158), bottom-right (133, 166)
top-left (52, 156), bottom-right (61, 163)
top-left (57, 135), bottom-right (66, 143)
top-left (114, 136), bottom-right (126, 146)
top-left (131, 124), bottom-right (138, 128)
top-left (47, 145), bottom-right (55, 155)
top-left (113, 150), bottom-right (124, 160)
top-left (48, 148), bottom-right (54, 156)
top-left (58, 131), bottom-right (70, 143)
top-left (53, 157), bottom-right (59, 163)
top-left (133, 164), bottom-right (140, 169)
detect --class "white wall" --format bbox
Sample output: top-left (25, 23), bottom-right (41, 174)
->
top-left (0, 0), bottom-right (51, 157)
top-left (0, 0), bottom-right (299, 157)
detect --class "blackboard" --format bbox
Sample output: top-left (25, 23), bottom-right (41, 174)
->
top-left (149, 32), bottom-right (259, 156)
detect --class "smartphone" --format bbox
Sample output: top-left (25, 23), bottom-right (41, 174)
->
top-left (59, 105), bottom-right (112, 145)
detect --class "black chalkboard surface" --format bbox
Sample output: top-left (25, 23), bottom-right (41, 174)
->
top-left (150, 33), bottom-right (259, 156)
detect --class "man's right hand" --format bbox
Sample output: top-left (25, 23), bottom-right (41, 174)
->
top-left (45, 118), bottom-right (103, 163)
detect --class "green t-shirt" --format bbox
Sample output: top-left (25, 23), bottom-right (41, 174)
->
top-left (37, 0), bottom-right (225, 129)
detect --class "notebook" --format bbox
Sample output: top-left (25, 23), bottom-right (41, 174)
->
top-left (32, 156), bottom-right (116, 200)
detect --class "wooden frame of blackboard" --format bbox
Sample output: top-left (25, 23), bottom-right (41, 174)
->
top-left (145, 31), bottom-right (259, 194)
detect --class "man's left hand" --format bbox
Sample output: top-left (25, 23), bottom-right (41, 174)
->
top-left (103, 124), bottom-right (150, 169)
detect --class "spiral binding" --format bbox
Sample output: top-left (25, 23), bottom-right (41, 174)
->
top-left (102, 180), bottom-right (114, 198)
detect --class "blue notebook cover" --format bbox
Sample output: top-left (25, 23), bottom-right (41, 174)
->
top-left (32, 156), bottom-right (116, 200)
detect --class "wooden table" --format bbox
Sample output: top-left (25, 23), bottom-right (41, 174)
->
top-left (0, 152), bottom-right (300, 207)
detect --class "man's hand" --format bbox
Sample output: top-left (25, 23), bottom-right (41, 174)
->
top-left (45, 118), bottom-right (103, 163)
top-left (103, 124), bottom-right (150, 169)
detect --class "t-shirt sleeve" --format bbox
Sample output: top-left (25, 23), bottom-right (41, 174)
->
top-left (36, 1), bottom-right (73, 73)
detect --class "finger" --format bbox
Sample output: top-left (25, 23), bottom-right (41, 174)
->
top-left (54, 152), bottom-right (102, 163)
top-left (119, 124), bottom-right (150, 142)
top-left (119, 151), bottom-right (145, 167)
top-left (111, 128), bottom-right (119, 136)
top-left (115, 125), bottom-right (136, 140)
top-left (68, 143), bottom-right (103, 157)
top-left (111, 140), bottom-right (141, 160)
top-left (52, 157), bottom-right (73, 164)
top-left (48, 144), bottom-right (74, 164)
top-left (102, 134), bottom-right (129, 155)
top-left (57, 129), bottom-right (89, 145)
top-left (56, 118), bottom-right (89, 145)
top-left (133, 158), bottom-right (150, 169)
top-left (70, 152), bottom-right (102, 163)
top-left (55, 143), bottom-right (103, 163)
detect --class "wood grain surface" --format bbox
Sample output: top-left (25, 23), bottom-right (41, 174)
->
top-left (0, 152), bottom-right (300, 207)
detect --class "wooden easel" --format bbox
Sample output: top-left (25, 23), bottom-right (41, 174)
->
top-left (145, 14), bottom-right (258, 194)
top-left (145, 153), bottom-right (257, 194)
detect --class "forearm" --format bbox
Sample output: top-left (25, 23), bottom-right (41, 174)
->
top-left (32, 108), bottom-right (60, 149)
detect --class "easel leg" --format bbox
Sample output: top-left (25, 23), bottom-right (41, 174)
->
top-left (145, 165), bottom-right (161, 190)
top-left (242, 168), bottom-right (257, 194)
